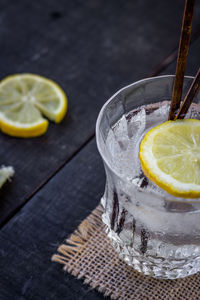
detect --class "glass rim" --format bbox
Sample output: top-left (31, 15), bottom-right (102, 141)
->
top-left (96, 74), bottom-right (198, 203)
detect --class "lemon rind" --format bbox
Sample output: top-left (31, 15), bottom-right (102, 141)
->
top-left (0, 73), bottom-right (67, 137)
top-left (139, 119), bottom-right (200, 198)
top-left (0, 113), bottom-right (48, 138)
top-left (0, 73), bottom-right (68, 122)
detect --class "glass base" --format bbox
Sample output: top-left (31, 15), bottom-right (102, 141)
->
top-left (105, 225), bottom-right (200, 279)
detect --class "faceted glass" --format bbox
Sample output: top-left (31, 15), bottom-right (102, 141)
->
top-left (96, 75), bottom-right (200, 279)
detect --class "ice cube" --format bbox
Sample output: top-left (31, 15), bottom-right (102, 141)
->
top-left (112, 115), bottom-right (129, 151)
top-left (127, 108), bottom-right (146, 139)
top-left (145, 103), bottom-right (169, 129)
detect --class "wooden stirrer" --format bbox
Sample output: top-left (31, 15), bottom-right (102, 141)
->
top-left (168, 0), bottom-right (195, 120)
top-left (175, 68), bottom-right (200, 119)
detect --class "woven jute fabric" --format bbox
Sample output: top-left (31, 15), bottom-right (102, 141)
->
top-left (52, 204), bottom-right (200, 300)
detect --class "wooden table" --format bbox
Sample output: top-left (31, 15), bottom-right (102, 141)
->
top-left (0, 0), bottom-right (200, 299)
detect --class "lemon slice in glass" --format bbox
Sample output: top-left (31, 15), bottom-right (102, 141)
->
top-left (139, 119), bottom-right (200, 198)
top-left (0, 166), bottom-right (14, 188)
top-left (0, 74), bottom-right (67, 137)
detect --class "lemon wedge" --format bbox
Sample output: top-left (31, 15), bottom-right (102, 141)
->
top-left (0, 74), bottom-right (67, 137)
top-left (139, 119), bottom-right (200, 198)
top-left (0, 166), bottom-right (14, 188)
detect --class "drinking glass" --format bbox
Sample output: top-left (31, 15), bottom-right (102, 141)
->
top-left (96, 75), bottom-right (200, 279)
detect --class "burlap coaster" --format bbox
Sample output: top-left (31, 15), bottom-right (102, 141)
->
top-left (52, 204), bottom-right (200, 300)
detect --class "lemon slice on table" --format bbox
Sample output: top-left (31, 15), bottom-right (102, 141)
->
top-left (0, 166), bottom-right (14, 188)
top-left (0, 74), bottom-right (67, 137)
top-left (139, 119), bottom-right (200, 198)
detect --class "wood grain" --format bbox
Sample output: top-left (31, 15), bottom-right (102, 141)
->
top-left (1, 0), bottom-right (200, 299)
top-left (0, 0), bottom-right (192, 226)
top-left (160, 36), bottom-right (200, 76)
top-left (0, 140), bottom-right (105, 300)
top-left (168, 0), bottom-right (195, 120)
top-left (175, 67), bottom-right (200, 119)
top-left (1, 35), bottom-right (200, 298)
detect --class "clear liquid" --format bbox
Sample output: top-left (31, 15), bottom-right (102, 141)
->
top-left (102, 101), bottom-right (200, 279)
top-left (105, 101), bottom-right (200, 199)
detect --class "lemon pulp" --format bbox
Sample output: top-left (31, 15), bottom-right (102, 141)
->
top-left (139, 119), bottom-right (200, 198)
top-left (0, 166), bottom-right (14, 188)
top-left (0, 73), bottom-right (67, 137)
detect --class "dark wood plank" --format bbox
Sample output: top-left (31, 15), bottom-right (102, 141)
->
top-left (149, 4), bottom-right (200, 77)
top-left (0, 139), bottom-right (106, 300)
top-left (160, 36), bottom-right (200, 76)
top-left (0, 0), bottom-right (198, 225)
top-left (1, 35), bottom-right (200, 299)
top-left (1, 1), bottom-right (200, 299)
